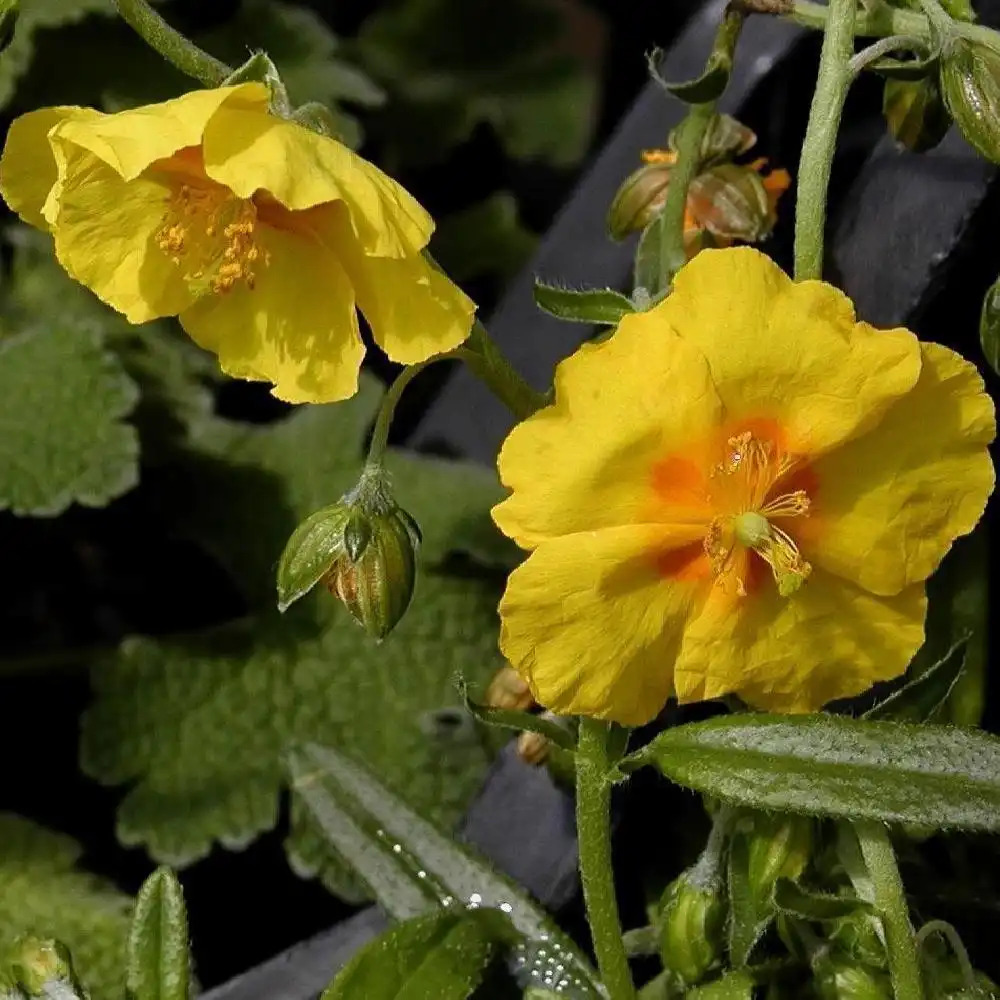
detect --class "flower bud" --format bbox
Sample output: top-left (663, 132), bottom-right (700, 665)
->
top-left (812, 959), bottom-right (892, 1000)
top-left (884, 78), bottom-right (952, 153)
top-left (829, 913), bottom-right (887, 970)
top-left (658, 873), bottom-right (726, 986)
top-left (669, 113), bottom-right (758, 164)
top-left (745, 814), bottom-right (812, 902)
top-left (0, 0), bottom-right (16, 53)
top-left (277, 502), bottom-right (351, 612)
top-left (687, 163), bottom-right (773, 242)
top-left (485, 665), bottom-right (535, 711)
top-left (325, 506), bottom-right (419, 640)
top-left (3, 938), bottom-right (80, 998)
top-left (607, 162), bottom-right (673, 240)
top-left (940, 38), bottom-right (1000, 164)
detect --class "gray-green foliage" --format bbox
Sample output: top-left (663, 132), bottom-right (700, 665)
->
top-left (81, 377), bottom-right (509, 898)
top-left (0, 815), bottom-right (131, 1000)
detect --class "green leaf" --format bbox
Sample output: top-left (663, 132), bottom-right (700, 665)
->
top-left (321, 909), bottom-right (508, 1000)
top-left (533, 282), bottom-right (635, 326)
top-left (0, 323), bottom-right (139, 516)
top-left (864, 637), bottom-right (968, 722)
top-left (0, 0), bottom-right (111, 107)
top-left (772, 879), bottom-right (872, 922)
top-left (356, 0), bottom-right (598, 166)
top-left (458, 678), bottom-right (575, 751)
top-left (81, 379), bottom-right (508, 898)
top-left (126, 869), bottom-right (190, 1000)
top-left (288, 742), bottom-right (602, 998)
top-left (637, 713), bottom-right (1000, 830)
top-left (432, 194), bottom-right (537, 284)
top-left (685, 970), bottom-right (754, 999)
top-left (0, 815), bottom-right (131, 1000)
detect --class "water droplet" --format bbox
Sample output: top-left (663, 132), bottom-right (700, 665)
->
top-left (416, 870), bottom-right (427, 879)
top-left (500, 902), bottom-right (512, 913)
top-left (392, 844), bottom-right (402, 854)
top-left (469, 892), bottom-right (482, 905)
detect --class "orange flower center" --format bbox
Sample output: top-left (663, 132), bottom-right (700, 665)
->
top-left (156, 181), bottom-right (269, 296)
top-left (702, 431), bottom-right (812, 597)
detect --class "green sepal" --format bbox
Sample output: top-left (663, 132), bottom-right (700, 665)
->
top-left (772, 879), bottom-right (872, 922)
top-left (883, 77), bottom-right (952, 152)
top-left (343, 508), bottom-right (372, 563)
top-left (126, 868), bottom-right (190, 1000)
top-left (223, 51), bottom-right (292, 116)
top-left (980, 274), bottom-right (1000, 375)
top-left (276, 503), bottom-right (349, 612)
top-left (940, 37), bottom-right (1000, 164)
top-left (533, 281), bottom-right (635, 326)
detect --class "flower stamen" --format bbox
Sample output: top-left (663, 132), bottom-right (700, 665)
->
top-left (156, 183), bottom-right (269, 296)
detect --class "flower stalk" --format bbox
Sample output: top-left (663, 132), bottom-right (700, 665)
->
top-left (793, 0), bottom-right (857, 280)
top-left (855, 821), bottom-right (925, 1000)
top-left (113, 0), bottom-right (230, 85)
top-left (576, 719), bottom-right (636, 1000)
top-left (457, 321), bottom-right (548, 421)
top-left (366, 361), bottom-right (437, 469)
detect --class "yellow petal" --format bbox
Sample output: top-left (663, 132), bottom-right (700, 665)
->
top-left (49, 144), bottom-right (195, 323)
top-left (673, 569), bottom-right (927, 711)
top-left (0, 106), bottom-right (88, 230)
top-left (499, 524), bottom-right (710, 726)
top-left (49, 84), bottom-right (268, 182)
top-left (179, 223), bottom-right (364, 403)
top-left (805, 342), bottom-right (995, 595)
top-left (493, 320), bottom-right (723, 550)
top-left (202, 105), bottom-right (432, 257)
top-left (657, 247), bottom-right (922, 455)
top-left (331, 224), bottom-right (475, 363)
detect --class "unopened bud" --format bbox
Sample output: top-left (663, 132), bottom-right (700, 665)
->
top-left (670, 112), bottom-right (758, 164)
top-left (687, 163), bottom-right (774, 242)
top-left (485, 665), bottom-right (535, 711)
top-left (326, 506), bottom-right (419, 640)
top-left (4, 938), bottom-right (80, 998)
top-left (830, 913), bottom-right (887, 970)
top-left (607, 161), bottom-right (673, 240)
top-left (940, 38), bottom-right (1000, 164)
top-left (277, 502), bottom-right (351, 612)
top-left (744, 813), bottom-right (812, 902)
top-left (658, 874), bottom-right (726, 986)
top-left (884, 78), bottom-right (951, 153)
top-left (0, 0), bottom-right (16, 53)
top-left (813, 960), bottom-right (892, 1000)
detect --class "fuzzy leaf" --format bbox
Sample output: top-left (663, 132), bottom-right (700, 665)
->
top-left (0, 323), bottom-right (139, 516)
top-left (533, 282), bottom-right (635, 325)
top-left (321, 909), bottom-right (507, 1000)
top-left (357, 0), bottom-right (598, 166)
top-left (126, 869), bottom-right (190, 1000)
top-left (0, 815), bottom-right (131, 1000)
top-left (0, 0), bottom-right (111, 107)
top-left (639, 713), bottom-right (1000, 830)
top-left (81, 381), bottom-right (507, 898)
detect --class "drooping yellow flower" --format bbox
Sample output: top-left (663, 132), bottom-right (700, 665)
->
top-left (493, 248), bottom-right (995, 725)
top-left (0, 84), bottom-right (475, 403)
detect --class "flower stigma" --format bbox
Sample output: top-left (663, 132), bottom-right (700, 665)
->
top-left (156, 182), bottom-right (269, 296)
top-left (701, 431), bottom-right (812, 598)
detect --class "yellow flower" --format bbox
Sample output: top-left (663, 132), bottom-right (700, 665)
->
top-left (493, 248), bottom-right (995, 725)
top-left (0, 84), bottom-right (475, 403)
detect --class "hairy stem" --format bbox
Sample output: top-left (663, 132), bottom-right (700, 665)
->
top-left (855, 821), bottom-right (925, 1000)
top-left (114, 0), bottom-right (230, 85)
top-left (847, 34), bottom-right (926, 76)
top-left (366, 361), bottom-right (439, 468)
top-left (456, 321), bottom-right (548, 421)
top-left (793, 0), bottom-right (857, 280)
top-left (576, 719), bottom-right (636, 1000)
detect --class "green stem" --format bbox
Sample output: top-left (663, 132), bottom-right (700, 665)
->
top-left (456, 321), bottom-right (548, 421)
top-left (655, 102), bottom-right (716, 290)
top-left (915, 920), bottom-right (976, 991)
top-left (576, 719), bottom-right (636, 1000)
top-left (847, 34), bottom-right (926, 76)
top-left (855, 821), bottom-right (925, 1000)
top-left (114, 0), bottom-right (231, 85)
top-left (366, 361), bottom-right (438, 468)
top-left (915, 0), bottom-right (956, 37)
top-left (793, 0), bottom-right (857, 280)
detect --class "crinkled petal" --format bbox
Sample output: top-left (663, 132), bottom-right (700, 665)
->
top-left (500, 525), bottom-right (710, 726)
top-left (49, 84), bottom-right (267, 182)
top-left (493, 321), bottom-right (723, 549)
top-left (202, 106), bottom-right (432, 257)
top-left (805, 342), bottom-right (995, 595)
top-left (0, 106), bottom-right (89, 230)
top-left (49, 145), bottom-right (196, 323)
top-left (331, 221), bottom-right (474, 363)
top-left (657, 247), bottom-right (922, 455)
top-left (673, 570), bottom-right (927, 711)
top-left (179, 223), bottom-right (364, 403)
